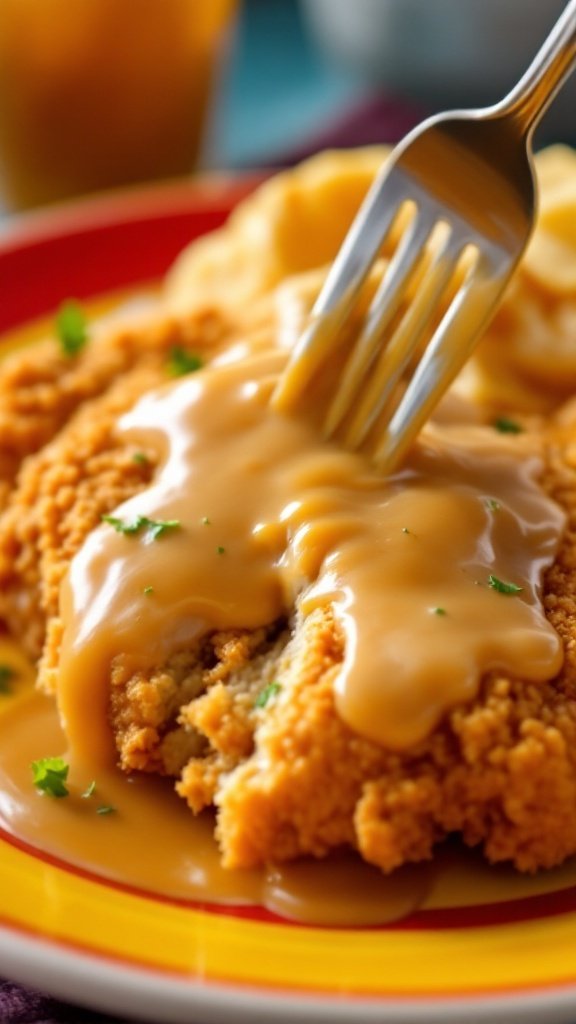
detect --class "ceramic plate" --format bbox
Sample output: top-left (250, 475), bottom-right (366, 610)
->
top-left (2, 180), bottom-right (576, 1024)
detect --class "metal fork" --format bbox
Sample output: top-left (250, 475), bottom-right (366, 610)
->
top-left (272, 0), bottom-right (576, 473)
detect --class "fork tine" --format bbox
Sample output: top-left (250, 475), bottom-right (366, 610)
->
top-left (271, 165), bottom-right (406, 411)
top-left (323, 210), bottom-right (437, 437)
top-left (342, 227), bottom-right (464, 449)
top-left (372, 254), bottom-right (505, 473)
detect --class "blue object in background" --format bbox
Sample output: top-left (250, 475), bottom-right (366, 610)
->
top-left (211, 0), bottom-right (366, 168)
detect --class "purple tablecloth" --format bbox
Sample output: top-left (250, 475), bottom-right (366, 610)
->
top-left (0, 982), bottom-right (113, 1023)
top-left (0, 91), bottom-right (417, 1024)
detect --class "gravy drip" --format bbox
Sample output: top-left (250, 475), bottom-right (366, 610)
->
top-left (59, 348), bottom-right (564, 761)
top-left (0, 690), bottom-right (431, 926)
top-left (3, 668), bottom-right (576, 926)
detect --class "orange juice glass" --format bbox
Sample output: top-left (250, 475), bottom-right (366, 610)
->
top-left (0, 0), bottom-right (237, 209)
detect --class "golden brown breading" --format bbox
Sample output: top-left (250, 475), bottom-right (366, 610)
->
top-left (0, 370), bottom-right (158, 657)
top-left (211, 607), bottom-right (576, 874)
top-left (0, 304), bottom-right (230, 501)
top-left (2, 305), bottom-right (576, 876)
top-left (0, 306), bottom-right (234, 654)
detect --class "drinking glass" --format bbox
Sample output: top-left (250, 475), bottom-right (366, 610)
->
top-left (0, 0), bottom-right (237, 209)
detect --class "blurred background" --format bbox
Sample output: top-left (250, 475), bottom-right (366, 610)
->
top-left (0, 0), bottom-right (574, 219)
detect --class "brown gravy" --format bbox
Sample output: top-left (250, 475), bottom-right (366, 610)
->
top-left (59, 347), bottom-right (564, 761)
top-left (0, 686), bottom-right (431, 926)
top-left (3, 681), bottom-right (576, 927)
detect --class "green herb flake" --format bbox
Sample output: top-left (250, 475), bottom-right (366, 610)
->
top-left (401, 527), bottom-right (410, 534)
top-left (31, 756), bottom-right (70, 798)
top-left (56, 300), bottom-right (88, 357)
top-left (485, 498), bottom-right (501, 512)
top-left (132, 452), bottom-right (149, 466)
top-left (201, 516), bottom-right (211, 526)
top-left (255, 682), bottom-right (281, 709)
top-left (0, 665), bottom-right (15, 694)
top-left (216, 545), bottom-right (226, 555)
top-left (431, 607), bottom-right (447, 616)
top-left (82, 780), bottom-right (96, 799)
top-left (102, 514), bottom-right (180, 541)
top-left (101, 515), bottom-right (141, 535)
top-left (488, 574), bottom-right (524, 596)
top-left (167, 347), bottom-right (204, 377)
top-left (147, 519), bottom-right (180, 540)
top-left (143, 585), bottom-right (154, 596)
top-left (494, 417), bottom-right (523, 435)
top-left (96, 805), bottom-right (116, 816)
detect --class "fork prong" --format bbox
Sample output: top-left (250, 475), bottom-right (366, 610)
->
top-left (323, 211), bottom-right (436, 437)
top-left (342, 226), bottom-right (462, 450)
top-left (271, 165), bottom-right (406, 412)
top-left (372, 254), bottom-right (507, 473)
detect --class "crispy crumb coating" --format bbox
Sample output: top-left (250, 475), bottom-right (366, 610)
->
top-left (0, 307), bottom-right (233, 654)
top-left (2, 140), bottom-right (576, 875)
top-left (0, 307), bottom-right (228, 498)
top-left (1, 304), bottom-right (576, 876)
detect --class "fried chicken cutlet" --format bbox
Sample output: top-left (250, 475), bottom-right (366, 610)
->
top-left (2, 147), bottom-right (576, 878)
top-left (1, 296), bottom-right (576, 877)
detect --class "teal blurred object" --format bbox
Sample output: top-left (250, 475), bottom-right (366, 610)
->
top-left (211, 0), bottom-right (367, 167)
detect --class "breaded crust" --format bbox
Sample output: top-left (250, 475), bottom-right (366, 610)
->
top-left (1, 307), bottom-right (576, 875)
top-left (0, 306), bottom-right (231, 654)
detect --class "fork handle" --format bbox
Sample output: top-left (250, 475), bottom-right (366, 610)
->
top-left (497, 0), bottom-right (576, 135)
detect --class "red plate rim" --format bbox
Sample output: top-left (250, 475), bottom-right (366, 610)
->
top-left (0, 172), bottom-right (264, 333)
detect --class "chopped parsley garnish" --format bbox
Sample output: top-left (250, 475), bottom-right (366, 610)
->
top-left (401, 527), bottom-right (410, 534)
top-left (143, 585), bottom-right (154, 596)
top-left (485, 498), bottom-right (501, 512)
top-left (0, 665), bottom-right (15, 694)
top-left (102, 514), bottom-right (180, 541)
top-left (494, 416), bottom-right (523, 435)
top-left (167, 347), bottom-right (203, 377)
top-left (31, 756), bottom-right (69, 798)
top-left (201, 516), bottom-right (211, 526)
top-left (132, 452), bottom-right (149, 466)
top-left (431, 607), bottom-right (447, 616)
top-left (56, 300), bottom-right (88, 357)
top-left (96, 805), bottom-right (116, 816)
top-left (82, 780), bottom-right (96, 799)
top-left (255, 682), bottom-right (281, 709)
top-left (216, 545), bottom-right (226, 555)
top-left (488, 574), bottom-right (523, 595)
